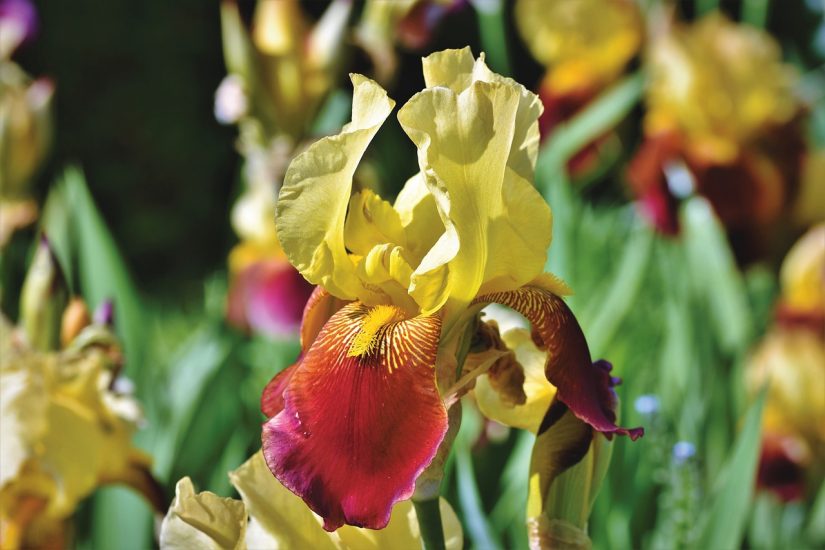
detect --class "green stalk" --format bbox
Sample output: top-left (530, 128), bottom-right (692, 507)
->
top-left (473, 0), bottom-right (511, 76)
top-left (413, 498), bottom-right (447, 550)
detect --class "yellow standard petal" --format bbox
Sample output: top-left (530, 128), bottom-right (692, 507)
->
top-left (159, 477), bottom-right (247, 550)
top-left (398, 48), bottom-right (551, 320)
top-left (276, 74), bottom-right (395, 303)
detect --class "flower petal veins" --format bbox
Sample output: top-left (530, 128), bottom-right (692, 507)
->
top-left (262, 302), bottom-right (447, 530)
top-left (475, 285), bottom-right (643, 440)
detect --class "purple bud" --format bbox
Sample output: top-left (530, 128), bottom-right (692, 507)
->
top-left (94, 299), bottom-right (115, 326)
top-left (0, 0), bottom-right (38, 56)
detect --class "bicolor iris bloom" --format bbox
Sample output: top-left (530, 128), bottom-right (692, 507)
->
top-left (261, 47), bottom-right (642, 531)
top-left (0, 315), bottom-right (157, 549)
top-left (746, 224), bottom-right (825, 501)
top-left (159, 451), bottom-right (463, 549)
top-left (514, 0), bottom-right (642, 173)
top-left (628, 13), bottom-right (805, 247)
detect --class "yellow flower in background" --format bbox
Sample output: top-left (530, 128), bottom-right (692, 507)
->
top-left (746, 225), bottom-right (825, 501)
top-left (515, 0), bottom-right (642, 96)
top-left (628, 12), bottom-right (805, 251)
top-left (159, 451), bottom-right (464, 550)
top-left (0, 239), bottom-right (161, 549)
top-left (513, 0), bottom-right (642, 173)
top-left (644, 13), bottom-right (798, 164)
top-left (778, 223), bottom-right (825, 318)
top-left (0, 317), bottom-right (158, 549)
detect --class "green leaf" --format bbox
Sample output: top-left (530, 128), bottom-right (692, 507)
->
top-left (41, 167), bottom-right (147, 376)
top-left (682, 197), bottom-right (752, 354)
top-left (454, 404), bottom-right (502, 550)
top-left (537, 71), bottom-right (644, 184)
top-left (471, 0), bottom-right (511, 76)
top-left (696, 389), bottom-right (767, 549)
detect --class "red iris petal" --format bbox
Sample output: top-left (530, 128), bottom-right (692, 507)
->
top-left (476, 286), bottom-right (643, 440)
top-left (261, 287), bottom-right (351, 418)
top-left (261, 361), bottom-right (298, 418)
top-left (262, 302), bottom-right (447, 531)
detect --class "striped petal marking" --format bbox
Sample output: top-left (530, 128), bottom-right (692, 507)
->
top-left (475, 286), bottom-right (643, 440)
top-left (262, 301), bottom-right (447, 531)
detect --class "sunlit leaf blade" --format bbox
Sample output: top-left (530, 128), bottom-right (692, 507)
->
top-left (682, 197), bottom-right (752, 353)
top-left (537, 71), bottom-right (644, 183)
top-left (696, 389), bottom-right (767, 549)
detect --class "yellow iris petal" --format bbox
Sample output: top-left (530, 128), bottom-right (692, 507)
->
top-left (160, 478), bottom-right (247, 550)
top-left (393, 173), bottom-right (444, 264)
top-left (155, 451), bottom-right (465, 550)
top-left (276, 74), bottom-right (395, 303)
top-left (398, 48), bottom-right (551, 319)
top-left (474, 328), bottom-right (557, 433)
top-left (344, 189), bottom-right (407, 256)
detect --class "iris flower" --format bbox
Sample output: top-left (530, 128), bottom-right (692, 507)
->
top-left (261, 47), bottom-right (641, 531)
top-left (0, 241), bottom-right (161, 549)
top-left (160, 451), bottom-right (463, 549)
top-left (471, 313), bottom-right (618, 547)
top-left (0, 313), bottom-right (158, 549)
top-left (628, 13), bottom-right (804, 244)
top-left (746, 224), bottom-right (825, 501)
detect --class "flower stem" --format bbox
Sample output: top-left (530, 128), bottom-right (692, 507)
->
top-left (413, 497), bottom-right (446, 550)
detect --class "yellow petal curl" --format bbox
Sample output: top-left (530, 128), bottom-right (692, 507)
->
top-left (276, 74), bottom-right (395, 304)
top-left (159, 478), bottom-right (247, 550)
top-left (474, 328), bottom-right (557, 433)
top-left (398, 48), bottom-right (551, 320)
top-left (157, 451), bottom-right (465, 550)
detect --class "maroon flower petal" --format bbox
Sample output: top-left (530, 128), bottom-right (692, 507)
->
top-left (226, 258), bottom-right (315, 338)
top-left (475, 286), bottom-right (643, 440)
top-left (262, 302), bottom-right (447, 531)
top-left (260, 287), bottom-right (350, 418)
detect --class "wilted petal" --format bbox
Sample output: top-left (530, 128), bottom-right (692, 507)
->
top-left (276, 75), bottom-right (395, 303)
top-left (475, 285), bottom-right (643, 439)
top-left (474, 328), bottom-right (556, 433)
top-left (159, 477), bottom-right (247, 550)
top-left (262, 302), bottom-right (447, 530)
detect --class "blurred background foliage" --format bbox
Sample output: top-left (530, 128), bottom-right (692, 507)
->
top-left (2, 0), bottom-right (824, 549)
